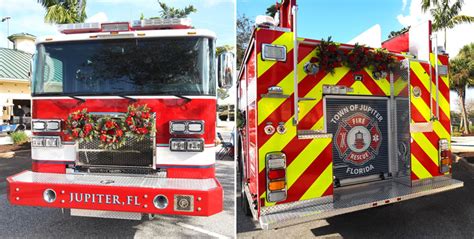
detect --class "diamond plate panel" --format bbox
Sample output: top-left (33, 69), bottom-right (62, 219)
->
top-left (12, 171), bottom-right (217, 191)
top-left (70, 209), bottom-right (142, 220)
top-left (260, 178), bottom-right (463, 230)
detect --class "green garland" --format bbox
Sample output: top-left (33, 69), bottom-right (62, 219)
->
top-left (310, 37), bottom-right (399, 78)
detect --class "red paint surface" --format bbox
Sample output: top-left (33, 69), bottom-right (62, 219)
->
top-left (382, 32), bottom-right (409, 53)
top-left (32, 162), bottom-right (66, 174)
top-left (32, 98), bottom-right (216, 145)
top-left (166, 166), bottom-right (215, 179)
top-left (7, 171), bottom-right (222, 216)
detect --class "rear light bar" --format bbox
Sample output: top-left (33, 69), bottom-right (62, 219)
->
top-left (59, 18), bottom-right (192, 34)
top-left (439, 139), bottom-right (451, 173)
top-left (266, 152), bottom-right (287, 202)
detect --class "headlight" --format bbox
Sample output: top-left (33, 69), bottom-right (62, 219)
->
top-left (32, 119), bottom-right (61, 132)
top-left (170, 138), bottom-right (204, 152)
top-left (170, 121), bottom-right (186, 134)
top-left (262, 44), bottom-right (287, 61)
top-left (169, 120), bottom-right (204, 135)
top-left (31, 136), bottom-right (62, 148)
top-left (32, 121), bottom-right (46, 131)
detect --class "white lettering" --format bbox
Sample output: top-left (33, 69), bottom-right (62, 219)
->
top-left (345, 164), bottom-right (375, 175)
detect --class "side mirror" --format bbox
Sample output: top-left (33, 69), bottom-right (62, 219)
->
top-left (217, 51), bottom-right (235, 89)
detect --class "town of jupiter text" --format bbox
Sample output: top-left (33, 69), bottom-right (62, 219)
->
top-left (330, 104), bottom-right (384, 124)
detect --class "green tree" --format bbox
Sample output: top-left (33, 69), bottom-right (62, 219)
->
top-left (150, 0), bottom-right (197, 19)
top-left (387, 26), bottom-right (410, 39)
top-left (216, 45), bottom-right (234, 56)
top-left (237, 14), bottom-right (253, 68)
top-left (422, 0), bottom-right (474, 50)
top-left (266, 4), bottom-right (278, 18)
top-left (450, 43), bottom-right (474, 134)
top-left (38, 0), bottom-right (87, 24)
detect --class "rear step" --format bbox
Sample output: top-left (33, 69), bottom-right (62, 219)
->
top-left (259, 178), bottom-right (463, 230)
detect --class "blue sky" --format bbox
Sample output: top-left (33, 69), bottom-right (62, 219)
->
top-left (238, 0), bottom-right (406, 43)
top-left (0, 0), bottom-right (235, 47)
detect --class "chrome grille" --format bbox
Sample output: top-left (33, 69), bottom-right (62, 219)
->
top-left (76, 112), bottom-right (156, 173)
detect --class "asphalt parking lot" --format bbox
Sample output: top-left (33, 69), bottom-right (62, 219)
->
top-left (0, 150), bottom-right (235, 238)
top-left (237, 162), bottom-right (473, 238)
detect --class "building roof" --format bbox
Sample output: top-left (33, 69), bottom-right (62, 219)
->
top-left (8, 33), bottom-right (36, 42)
top-left (0, 47), bottom-right (32, 81)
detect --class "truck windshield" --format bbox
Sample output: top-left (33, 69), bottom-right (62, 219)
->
top-left (32, 37), bottom-right (215, 96)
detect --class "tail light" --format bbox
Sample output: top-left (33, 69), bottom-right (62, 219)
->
top-left (266, 152), bottom-right (287, 202)
top-left (439, 139), bottom-right (451, 173)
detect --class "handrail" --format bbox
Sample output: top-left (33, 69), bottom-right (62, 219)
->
top-left (292, 5), bottom-right (299, 126)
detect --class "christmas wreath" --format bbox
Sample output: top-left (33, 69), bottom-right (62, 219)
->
top-left (311, 37), bottom-right (344, 74)
top-left (344, 43), bottom-right (370, 72)
top-left (125, 104), bottom-right (154, 140)
top-left (64, 104), bottom-right (155, 149)
top-left (64, 109), bottom-right (95, 142)
top-left (95, 117), bottom-right (126, 150)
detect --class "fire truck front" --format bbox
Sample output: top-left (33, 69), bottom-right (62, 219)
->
top-left (6, 20), bottom-right (230, 219)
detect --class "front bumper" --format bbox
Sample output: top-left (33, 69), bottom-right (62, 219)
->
top-left (7, 171), bottom-right (223, 217)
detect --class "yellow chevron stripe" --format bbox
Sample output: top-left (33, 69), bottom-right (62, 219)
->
top-left (258, 117), bottom-right (297, 173)
top-left (257, 32), bottom-right (294, 78)
top-left (311, 117), bottom-right (324, 130)
top-left (259, 68), bottom-right (349, 173)
top-left (410, 85), bottom-right (431, 122)
top-left (411, 61), bottom-right (450, 123)
top-left (411, 132), bottom-right (439, 166)
top-left (411, 154), bottom-right (433, 179)
top-left (349, 81), bottom-right (372, 95)
top-left (298, 67), bottom-right (351, 124)
top-left (430, 53), bottom-right (450, 87)
top-left (257, 49), bottom-right (316, 125)
top-left (286, 137), bottom-right (331, 189)
top-left (394, 77), bottom-right (408, 96)
top-left (299, 162), bottom-right (333, 201)
top-left (363, 68), bottom-right (391, 96)
top-left (433, 120), bottom-right (450, 143)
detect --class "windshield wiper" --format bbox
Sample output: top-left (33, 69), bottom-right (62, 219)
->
top-left (117, 95), bottom-right (137, 102)
top-left (68, 95), bottom-right (86, 103)
top-left (174, 95), bottom-right (192, 102)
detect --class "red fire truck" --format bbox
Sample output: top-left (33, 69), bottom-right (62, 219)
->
top-left (7, 18), bottom-right (234, 220)
top-left (237, 0), bottom-right (463, 229)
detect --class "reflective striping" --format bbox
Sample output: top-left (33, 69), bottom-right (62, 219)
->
top-left (299, 162), bottom-right (333, 201)
top-left (286, 138), bottom-right (331, 189)
top-left (411, 132), bottom-right (439, 166)
top-left (258, 117), bottom-right (296, 173)
top-left (410, 87), bottom-right (431, 121)
top-left (257, 49), bottom-right (316, 125)
top-left (349, 81), bottom-right (372, 95)
top-left (257, 32), bottom-right (294, 77)
top-left (411, 154), bottom-right (433, 180)
top-left (394, 77), bottom-right (408, 96)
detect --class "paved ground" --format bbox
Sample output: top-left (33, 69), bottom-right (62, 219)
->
top-left (237, 162), bottom-right (473, 238)
top-left (0, 151), bottom-right (235, 238)
top-left (452, 136), bottom-right (474, 153)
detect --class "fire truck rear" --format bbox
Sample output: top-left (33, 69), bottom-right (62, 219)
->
top-left (7, 19), bottom-right (233, 219)
top-left (238, 0), bottom-right (463, 229)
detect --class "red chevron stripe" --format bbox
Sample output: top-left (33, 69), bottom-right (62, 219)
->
top-left (411, 102), bottom-right (427, 122)
top-left (411, 172), bottom-right (419, 180)
top-left (422, 131), bottom-right (440, 150)
top-left (257, 96), bottom-right (294, 144)
top-left (438, 55), bottom-right (449, 66)
top-left (411, 141), bottom-right (440, 177)
top-left (359, 70), bottom-right (387, 96)
top-left (437, 108), bottom-right (451, 134)
top-left (278, 144), bottom-right (332, 204)
top-left (410, 69), bottom-right (432, 111)
top-left (322, 183), bottom-right (334, 197)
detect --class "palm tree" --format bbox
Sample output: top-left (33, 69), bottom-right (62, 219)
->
top-left (37, 0), bottom-right (87, 24)
top-left (421, 0), bottom-right (474, 50)
top-left (450, 43), bottom-right (474, 134)
top-left (155, 0), bottom-right (196, 19)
